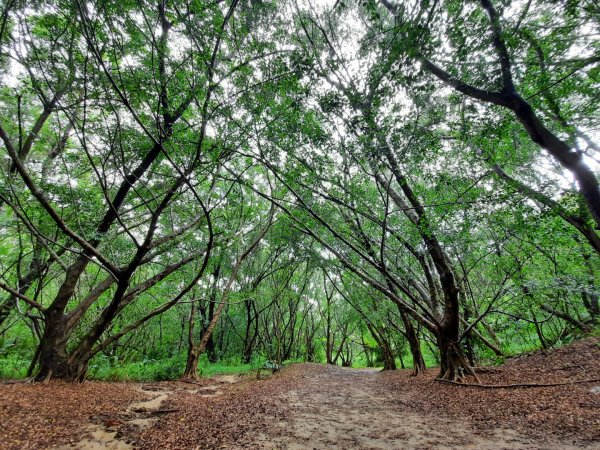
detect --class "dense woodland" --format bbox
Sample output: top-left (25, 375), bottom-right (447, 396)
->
top-left (0, 0), bottom-right (598, 383)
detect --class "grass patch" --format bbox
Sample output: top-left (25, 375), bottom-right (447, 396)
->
top-left (0, 357), bottom-right (29, 379)
top-left (199, 363), bottom-right (253, 377)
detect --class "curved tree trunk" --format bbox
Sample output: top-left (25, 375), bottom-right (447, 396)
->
top-left (401, 311), bottom-right (426, 376)
top-left (242, 299), bottom-right (258, 363)
top-left (183, 213), bottom-right (273, 379)
top-left (408, 0), bottom-right (600, 231)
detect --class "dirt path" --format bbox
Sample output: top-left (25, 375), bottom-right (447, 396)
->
top-left (1, 339), bottom-right (598, 449)
top-left (250, 366), bottom-right (587, 450)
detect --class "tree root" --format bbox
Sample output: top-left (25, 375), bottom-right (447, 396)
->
top-left (434, 377), bottom-right (600, 389)
top-left (472, 366), bottom-right (503, 374)
top-left (410, 367), bottom-right (425, 377)
top-left (147, 408), bottom-right (180, 415)
top-left (549, 364), bottom-right (583, 372)
top-left (179, 378), bottom-right (205, 385)
top-left (1, 376), bottom-right (35, 385)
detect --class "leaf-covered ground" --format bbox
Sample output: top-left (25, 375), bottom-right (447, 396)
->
top-left (1, 338), bottom-right (598, 449)
top-left (0, 381), bottom-right (143, 449)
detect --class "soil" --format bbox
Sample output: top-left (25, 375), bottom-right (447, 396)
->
top-left (1, 338), bottom-right (598, 450)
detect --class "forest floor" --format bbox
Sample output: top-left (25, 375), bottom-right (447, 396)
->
top-left (0, 338), bottom-right (599, 450)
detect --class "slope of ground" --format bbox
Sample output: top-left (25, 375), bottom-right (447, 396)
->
top-left (0, 338), bottom-right (598, 449)
top-left (381, 337), bottom-right (600, 444)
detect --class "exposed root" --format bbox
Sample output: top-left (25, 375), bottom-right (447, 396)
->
top-left (435, 377), bottom-right (600, 389)
top-left (179, 370), bottom-right (202, 382)
top-left (472, 366), bottom-right (503, 374)
top-left (410, 367), bottom-right (424, 377)
top-left (437, 341), bottom-right (481, 383)
top-left (549, 364), bottom-right (584, 372)
top-left (147, 408), bottom-right (180, 415)
top-left (438, 364), bottom-right (480, 384)
top-left (1, 376), bottom-right (35, 385)
top-left (179, 378), bottom-right (205, 386)
top-left (43, 368), bottom-right (53, 383)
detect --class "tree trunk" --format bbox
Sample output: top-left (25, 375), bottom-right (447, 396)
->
top-left (206, 333), bottom-right (217, 363)
top-left (242, 299), bottom-right (255, 363)
top-left (361, 334), bottom-right (374, 367)
top-left (509, 94), bottom-right (600, 230)
top-left (325, 306), bottom-right (334, 365)
top-left (35, 312), bottom-right (87, 381)
top-left (36, 323), bottom-right (70, 380)
top-left (398, 351), bottom-right (405, 369)
top-left (369, 118), bottom-right (471, 380)
top-left (436, 329), bottom-right (474, 382)
top-left (462, 303), bottom-right (477, 366)
top-left (182, 302), bottom-right (201, 380)
top-left (400, 309), bottom-right (425, 375)
top-left (367, 323), bottom-right (396, 371)
top-left (532, 312), bottom-right (549, 350)
top-left (380, 342), bottom-right (396, 371)
top-left (205, 299), bottom-right (217, 363)
top-left (182, 346), bottom-right (201, 380)
top-left (341, 344), bottom-right (353, 367)
top-left (436, 298), bottom-right (476, 382)
top-left (184, 214), bottom-right (273, 377)
top-left (406, 325), bottom-right (426, 375)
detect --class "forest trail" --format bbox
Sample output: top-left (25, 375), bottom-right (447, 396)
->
top-left (132, 340), bottom-right (600, 449)
top-left (1, 339), bottom-right (598, 449)
top-left (251, 366), bottom-right (585, 450)
top-left (2, 1), bottom-right (599, 447)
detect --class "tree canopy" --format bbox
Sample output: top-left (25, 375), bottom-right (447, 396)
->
top-left (0, 0), bottom-right (598, 382)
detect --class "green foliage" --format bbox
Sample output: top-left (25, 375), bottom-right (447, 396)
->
top-left (0, 0), bottom-right (598, 382)
top-left (85, 353), bottom-right (254, 381)
top-left (0, 356), bottom-right (29, 380)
